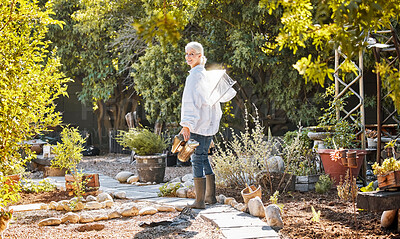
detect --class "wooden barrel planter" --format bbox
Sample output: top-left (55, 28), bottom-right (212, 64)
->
top-left (135, 154), bottom-right (167, 183)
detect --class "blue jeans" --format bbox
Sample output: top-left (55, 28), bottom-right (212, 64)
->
top-left (190, 133), bottom-right (213, 178)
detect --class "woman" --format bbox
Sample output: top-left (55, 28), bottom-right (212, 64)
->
top-left (180, 42), bottom-right (235, 209)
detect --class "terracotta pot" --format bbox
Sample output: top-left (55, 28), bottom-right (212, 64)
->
top-left (241, 185), bottom-right (262, 204)
top-left (4, 174), bottom-right (21, 186)
top-left (318, 149), bottom-right (368, 185)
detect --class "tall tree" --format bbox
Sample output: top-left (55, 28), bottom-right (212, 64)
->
top-left (0, 0), bottom-right (69, 205)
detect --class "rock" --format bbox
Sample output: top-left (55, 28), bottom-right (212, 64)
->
top-left (182, 174), bottom-right (193, 182)
top-left (49, 201), bottom-right (57, 210)
top-left (97, 192), bottom-right (113, 202)
top-left (156, 205), bottom-right (176, 212)
top-left (187, 188), bottom-right (196, 199)
top-left (183, 181), bottom-right (194, 188)
top-left (224, 197), bottom-right (235, 205)
top-left (381, 209), bottom-right (397, 228)
top-left (248, 197), bottom-right (265, 218)
top-left (56, 203), bottom-right (65, 211)
top-left (62, 203), bottom-right (72, 212)
top-left (176, 188), bottom-right (188, 198)
top-left (76, 223), bottom-right (105, 232)
top-left (86, 201), bottom-right (103, 210)
top-left (139, 207), bottom-right (158, 216)
top-left (40, 203), bottom-right (48, 210)
top-left (94, 214), bottom-right (109, 221)
top-left (61, 212), bottom-right (80, 224)
top-left (217, 195), bottom-right (226, 204)
top-left (115, 171), bottom-right (135, 183)
top-left (127, 175), bottom-right (139, 184)
top-left (72, 202), bottom-right (85, 212)
top-left (266, 156), bottom-right (285, 173)
top-left (80, 213), bottom-right (95, 223)
top-left (86, 195), bottom-right (97, 202)
top-left (103, 200), bottom-right (114, 208)
top-left (38, 218), bottom-right (62, 226)
top-left (234, 203), bottom-right (247, 212)
top-left (175, 205), bottom-right (185, 212)
top-left (121, 205), bottom-right (139, 217)
top-left (169, 177), bottom-right (181, 183)
top-left (230, 200), bottom-right (238, 207)
top-left (108, 210), bottom-right (121, 219)
top-left (114, 191), bottom-right (127, 199)
top-left (265, 204), bottom-right (283, 228)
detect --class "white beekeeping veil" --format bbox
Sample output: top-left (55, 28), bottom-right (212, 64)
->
top-left (205, 70), bottom-right (237, 106)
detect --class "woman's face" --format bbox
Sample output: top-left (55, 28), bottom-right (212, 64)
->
top-left (185, 48), bottom-right (201, 68)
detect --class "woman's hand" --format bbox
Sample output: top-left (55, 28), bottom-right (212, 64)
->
top-left (180, 127), bottom-right (190, 141)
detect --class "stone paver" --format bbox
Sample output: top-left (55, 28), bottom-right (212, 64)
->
top-left (44, 172), bottom-right (279, 239)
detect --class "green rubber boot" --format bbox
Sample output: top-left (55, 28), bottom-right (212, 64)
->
top-left (205, 174), bottom-right (217, 205)
top-left (188, 177), bottom-right (206, 209)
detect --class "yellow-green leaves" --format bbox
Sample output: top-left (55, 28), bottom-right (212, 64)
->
top-left (293, 55), bottom-right (334, 86)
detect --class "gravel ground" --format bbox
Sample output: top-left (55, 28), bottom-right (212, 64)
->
top-left (5, 154), bottom-right (224, 239)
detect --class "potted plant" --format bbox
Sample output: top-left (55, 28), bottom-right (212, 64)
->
top-left (365, 129), bottom-right (378, 148)
top-left (372, 140), bottom-right (400, 190)
top-left (116, 127), bottom-right (167, 183)
top-left (51, 126), bottom-right (99, 198)
top-left (315, 86), bottom-right (368, 185)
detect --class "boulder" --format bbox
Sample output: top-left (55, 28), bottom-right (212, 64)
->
top-left (139, 207), bottom-right (158, 216)
top-left (248, 197), bottom-right (265, 218)
top-left (224, 197), bottom-right (235, 206)
top-left (97, 193), bottom-right (113, 202)
top-left (156, 205), bottom-right (176, 212)
top-left (176, 188), bottom-right (188, 198)
top-left (187, 188), bottom-right (196, 199)
top-left (86, 201), bottom-right (103, 210)
top-left (182, 174), bottom-right (193, 182)
top-left (38, 218), bottom-right (62, 226)
top-left (114, 191), bottom-right (127, 199)
top-left (103, 200), bottom-right (114, 208)
top-left (121, 205), bottom-right (139, 217)
top-left (61, 212), bottom-right (80, 224)
top-left (217, 195), bottom-right (226, 204)
top-left (265, 204), bottom-right (283, 228)
top-left (72, 202), bottom-right (85, 212)
top-left (127, 175), bottom-right (139, 184)
top-left (169, 177), bottom-right (181, 183)
top-left (49, 201), bottom-right (57, 210)
top-left (266, 156), bottom-right (285, 173)
top-left (115, 171), bottom-right (135, 183)
top-left (94, 214), bottom-right (109, 221)
top-left (381, 209), bottom-right (397, 228)
top-left (108, 210), bottom-right (121, 219)
top-left (86, 195), bottom-right (97, 202)
top-left (79, 213), bottom-right (95, 223)
top-left (183, 181), bottom-right (194, 188)
top-left (76, 223), bottom-right (105, 232)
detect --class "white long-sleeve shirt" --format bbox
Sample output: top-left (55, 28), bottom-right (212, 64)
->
top-left (180, 65), bottom-right (236, 136)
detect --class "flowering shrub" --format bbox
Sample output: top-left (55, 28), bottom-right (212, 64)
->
top-left (212, 107), bottom-right (276, 188)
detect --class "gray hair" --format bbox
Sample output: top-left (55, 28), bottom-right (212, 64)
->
top-left (185, 41), bottom-right (207, 65)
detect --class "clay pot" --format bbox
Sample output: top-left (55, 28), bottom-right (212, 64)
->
top-left (241, 185), bottom-right (262, 204)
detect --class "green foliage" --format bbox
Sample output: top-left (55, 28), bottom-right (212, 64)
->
top-left (315, 174), bottom-right (333, 194)
top-left (0, 0), bottom-right (69, 206)
top-left (269, 191), bottom-right (280, 204)
top-left (337, 169), bottom-right (358, 202)
top-left (51, 127), bottom-right (87, 198)
top-left (360, 181), bottom-right (375, 192)
top-left (283, 128), bottom-right (318, 176)
top-left (21, 179), bottom-right (56, 193)
top-left (116, 128), bottom-right (167, 156)
top-left (311, 206), bottom-right (321, 223)
top-left (158, 182), bottom-right (183, 197)
top-left (318, 85), bottom-right (358, 149)
top-left (0, 176), bottom-right (21, 207)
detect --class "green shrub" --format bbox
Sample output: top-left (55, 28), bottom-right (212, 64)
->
top-left (315, 174), bottom-right (333, 194)
top-left (158, 182), bottom-right (183, 197)
top-left (116, 128), bottom-right (167, 156)
top-left (22, 179), bottom-right (56, 193)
